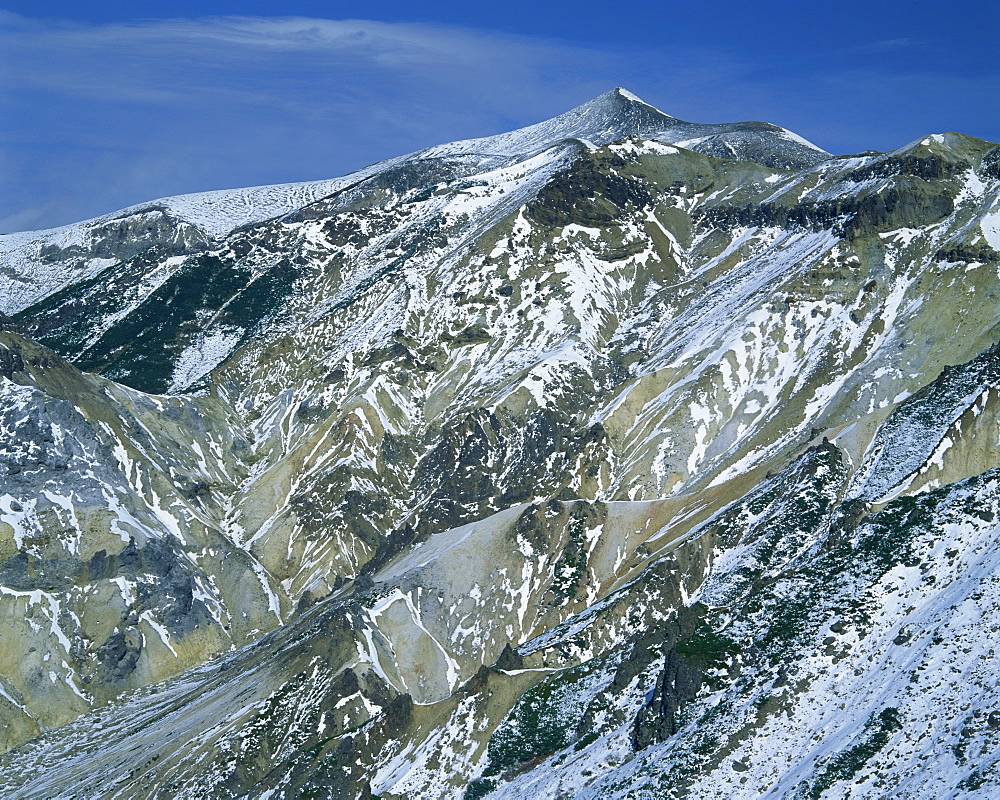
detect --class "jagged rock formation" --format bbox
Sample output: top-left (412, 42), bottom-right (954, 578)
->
top-left (0, 88), bottom-right (999, 798)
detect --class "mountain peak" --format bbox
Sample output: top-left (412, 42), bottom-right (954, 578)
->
top-left (419, 86), bottom-right (829, 171)
top-left (612, 86), bottom-right (644, 102)
top-left (417, 86), bottom-right (680, 161)
top-left (562, 86), bottom-right (680, 134)
top-left (590, 86), bottom-right (676, 120)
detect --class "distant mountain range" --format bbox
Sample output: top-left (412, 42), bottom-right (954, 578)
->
top-left (0, 88), bottom-right (999, 799)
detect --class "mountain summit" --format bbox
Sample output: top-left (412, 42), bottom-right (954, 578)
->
top-left (0, 92), bottom-right (999, 798)
top-left (417, 87), bottom-right (687, 159)
top-left (440, 86), bottom-right (830, 167)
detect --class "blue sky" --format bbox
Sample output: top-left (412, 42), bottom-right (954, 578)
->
top-left (1, 1), bottom-right (997, 233)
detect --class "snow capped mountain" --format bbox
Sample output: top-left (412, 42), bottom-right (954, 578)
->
top-left (0, 89), bottom-right (827, 317)
top-left (0, 89), bottom-right (999, 798)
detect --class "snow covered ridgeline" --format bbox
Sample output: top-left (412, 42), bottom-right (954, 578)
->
top-left (0, 88), bottom-right (829, 317)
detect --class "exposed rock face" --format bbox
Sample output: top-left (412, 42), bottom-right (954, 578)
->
top-left (0, 89), bottom-right (999, 797)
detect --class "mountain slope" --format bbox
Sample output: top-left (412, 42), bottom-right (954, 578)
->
top-left (1, 89), bottom-right (999, 798)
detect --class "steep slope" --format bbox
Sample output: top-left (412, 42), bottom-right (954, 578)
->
top-left (1, 89), bottom-right (999, 798)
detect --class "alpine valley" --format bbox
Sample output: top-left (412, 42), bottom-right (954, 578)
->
top-left (1, 88), bottom-right (1000, 799)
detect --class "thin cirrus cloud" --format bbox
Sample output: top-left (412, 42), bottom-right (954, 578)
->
top-left (1, 11), bottom-right (997, 234)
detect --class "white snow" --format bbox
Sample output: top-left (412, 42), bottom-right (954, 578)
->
top-left (168, 328), bottom-right (244, 393)
top-left (982, 209), bottom-right (1000, 251)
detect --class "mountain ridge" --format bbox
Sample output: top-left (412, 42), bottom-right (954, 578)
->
top-left (0, 87), bottom-right (830, 317)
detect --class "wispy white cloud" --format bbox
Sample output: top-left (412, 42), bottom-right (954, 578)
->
top-left (3, 15), bottom-right (620, 110)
